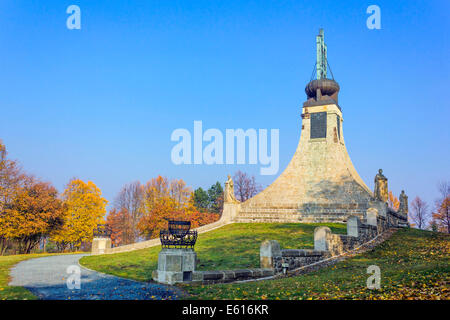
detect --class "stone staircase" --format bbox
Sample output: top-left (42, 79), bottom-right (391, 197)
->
top-left (235, 207), bottom-right (359, 223)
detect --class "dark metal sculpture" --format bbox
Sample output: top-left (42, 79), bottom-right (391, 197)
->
top-left (160, 219), bottom-right (197, 249)
top-left (304, 29), bottom-right (340, 107)
top-left (93, 224), bottom-right (112, 237)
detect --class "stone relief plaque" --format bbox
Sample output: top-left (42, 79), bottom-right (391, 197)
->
top-left (310, 112), bottom-right (327, 139)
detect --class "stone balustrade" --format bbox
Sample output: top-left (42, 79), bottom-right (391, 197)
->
top-left (260, 207), bottom-right (408, 275)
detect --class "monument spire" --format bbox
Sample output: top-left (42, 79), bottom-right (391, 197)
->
top-left (305, 29), bottom-right (339, 105)
top-left (316, 28), bottom-right (327, 80)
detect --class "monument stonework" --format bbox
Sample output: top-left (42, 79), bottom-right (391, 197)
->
top-left (221, 29), bottom-right (408, 224)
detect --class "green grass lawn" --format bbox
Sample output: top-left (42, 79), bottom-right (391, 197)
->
top-left (183, 228), bottom-right (450, 300)
top-left (0, 253), bottom-right (53, 300)
top-left (80, 223), bottom-right (346, 282)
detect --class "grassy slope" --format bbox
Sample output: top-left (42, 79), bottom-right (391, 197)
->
top-left (80, 223), bottom-right (346, 282)
top-left (0, 253), bottom-right (53, 300)
top-left (184, 228), bottom-right (450, 300)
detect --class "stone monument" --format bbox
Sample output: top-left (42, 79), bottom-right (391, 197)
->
top-left (224, 29), bottom-right (375, 223)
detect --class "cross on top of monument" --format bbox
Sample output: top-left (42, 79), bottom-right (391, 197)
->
top-left (316, 28), bottom-right (327, 80)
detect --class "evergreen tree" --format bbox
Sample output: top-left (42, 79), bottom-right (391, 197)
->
top-left (207, 182), bottom-right (224, 214)
top-left (193, 187), bottom-right (209, 211)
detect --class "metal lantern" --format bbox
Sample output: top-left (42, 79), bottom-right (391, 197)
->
top-left (160, 219), bottom-right (197, 249)
top-left (93, 224), bottom-right (112, 238)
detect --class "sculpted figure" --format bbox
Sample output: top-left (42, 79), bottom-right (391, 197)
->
top-left (374, 169), bottom-right (388, 203)
top-left (399, 190), bottom-right (408, 215)
top-left (224, 175), bottom-right (239, 203)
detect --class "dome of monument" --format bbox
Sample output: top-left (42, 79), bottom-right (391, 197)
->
top-left (305, 79), bottom-right (340, 100)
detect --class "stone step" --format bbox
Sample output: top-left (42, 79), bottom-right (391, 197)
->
top-left (235, 215), bottom-right (347, 223)
top-left (237, 212), bottom-right (348, 219)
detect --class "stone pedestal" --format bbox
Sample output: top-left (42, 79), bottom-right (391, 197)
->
top-left (221, 202), bottom-right (240, 223)
top-left (152, 248), bottom-right (197, 285)
top-left (260, 240), bottom-right (281, 269)
top-left (91, 237), bottom-right (111, 255)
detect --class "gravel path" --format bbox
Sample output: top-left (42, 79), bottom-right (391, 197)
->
top-left (9, 254), bottom-right (182, 300)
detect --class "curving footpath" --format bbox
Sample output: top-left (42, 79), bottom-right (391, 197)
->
top-left (9, 254), bottom-right (182, 300)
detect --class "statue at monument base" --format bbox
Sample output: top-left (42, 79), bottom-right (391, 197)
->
top-left (374, 169), bottom-right (388, 203)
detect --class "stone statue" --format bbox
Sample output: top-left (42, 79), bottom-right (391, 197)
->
top-left (316, 28), bottom-right (327, 80)
top-left (374, 169), bottom-right (388, 203)
top-left (399, 190), bottom-right (408, 215)
top-left (224, 175), bottom-right (239, 203)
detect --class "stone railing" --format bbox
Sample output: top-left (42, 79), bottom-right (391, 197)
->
top-left (260, 208), bottom-right (408, 274)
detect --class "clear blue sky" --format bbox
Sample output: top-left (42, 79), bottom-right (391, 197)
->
top-left (0, 0), bottom-right (449, 209)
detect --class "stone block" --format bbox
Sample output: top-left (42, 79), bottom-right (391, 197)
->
top-left (91, 237), bottom-right (111, 255)
top-left (154, 248), bottom-right (197, 285)
top-left (366, 208), bottom-right (378, 227)
top-left (234, 269), bottom-right (252, 278)
top-left (202, 271), bottom-right (223, 281)
top-left (260, 240), bottom-right (281, 268)
top-left (221, 270), bottom-right (236, 281)
top-left (192, 271), bottom-right (204, 281)
top-left (347, 215), bottom-right (361, 237)
top-left (261, 269), bottom-right (275, 277)
top-left (314, 226), bottom-right (332, 251)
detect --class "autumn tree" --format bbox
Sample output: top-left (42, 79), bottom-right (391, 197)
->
top-left (388, 191), bottom-right (400, 211)
top-left (1, 178), bottom-right (65, 254)
top-left (170, 179), bottom-right (191, 205)
top-left (113, 181), bottom-right (144, 243)
top-left (233, 170), bottom-right (262, 202)
top-left (138, 176), bottom-right (219, 240)
top-left (431, 181), bottom-right (450, 233)
top-left (409, 196), bottom-right (430, 230)
top-left (139, 176), bottom-right (182, 239)
top-left (0, 141), bottom-right (25, 254)
top-left (52, 179), bottom-right (107, 251)
top-left (184, 195), bottom-right (220, 228)
top-left (106, 208), bottom-right (132, 246)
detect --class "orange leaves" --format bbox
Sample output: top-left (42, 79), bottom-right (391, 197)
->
top-left (0, 177), bottom-right (65, 253)
top-left (136, 175), bottom-right (219, 240)
top-left (431, 196), bottom-right (450, 233)
top-left (106, 208), bottom-right (132, 246)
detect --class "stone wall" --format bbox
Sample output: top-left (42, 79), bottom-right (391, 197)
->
top-left (260, 208), bottom-right (408, 275)
top-left (187, 269), bottom-right (275, 285)
top-left (273, 249), bottom-right (329, 274)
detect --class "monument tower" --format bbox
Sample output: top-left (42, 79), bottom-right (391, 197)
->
top-left (223, 29), bottom-right (375, 223)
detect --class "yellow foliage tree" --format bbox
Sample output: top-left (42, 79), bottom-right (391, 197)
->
top-left (52, 179), bottom-right (107, 250)
top-left (388, 190), bottom-right (400, 211)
